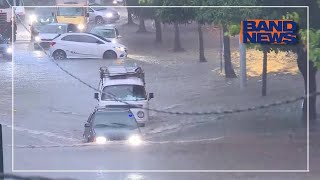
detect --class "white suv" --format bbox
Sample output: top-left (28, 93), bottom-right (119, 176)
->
top-left (49, 33), bottom-right (127, 60)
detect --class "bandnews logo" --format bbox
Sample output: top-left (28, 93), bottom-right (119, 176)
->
top-left (240, 20), bottom-right (298, 44)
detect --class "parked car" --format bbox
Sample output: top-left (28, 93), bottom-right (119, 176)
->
top-left (49, 32), bottom-right (127, 60)
top-left (34, 23), bottom-right (78, 49)
top-left (0, 35), bottom-right (12, 60)
top-left (90, 24), bottom-right (121, 43)
top-left (88, 6), bottom-right (120, 24)
top-left (83, 107), bottom-right (144, 145)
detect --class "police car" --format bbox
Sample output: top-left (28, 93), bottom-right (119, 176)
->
top-left (94, 64), bottom-right (154, 124)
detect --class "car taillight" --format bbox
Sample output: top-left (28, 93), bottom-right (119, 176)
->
top-left (50, 42), bottom-right (56, 46)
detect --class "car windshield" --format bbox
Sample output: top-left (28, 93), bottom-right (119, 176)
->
top-left (102, 85), bottom-right (147, 101)
top-left (57, 7), bottom-right (85, 16)
top-left (35, 7), bottom-right (55, 16)
top-left (91, 29), bottom-right (116, 38)
top-left (93, 111), bottom-right (137, 128)
top-left (38, 25), bottom-right (67, 34)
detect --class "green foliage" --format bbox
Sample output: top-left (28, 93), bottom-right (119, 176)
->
top-left (157, 0), bottom-right (195, 24)
top-left (300, 29), bottom-right (320, 69)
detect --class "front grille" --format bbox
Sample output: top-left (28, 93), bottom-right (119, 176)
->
top-left (108, 135), bottom-right (127, 141)
top-left (0, 13), bottom-right (7, 25)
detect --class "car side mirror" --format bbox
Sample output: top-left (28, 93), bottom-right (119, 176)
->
top-left (148, 93), bottom-right (154, 100)
top-left (96, 40), bottom-right (103, 44)
top-left (94, 93), bottom-right (99, 100)
top-left (85, 123), bottom-right (91, 127)
top-left (138, 123), bottom-right (145, 127)
top-left (86, 12), bottom-right (90, 17)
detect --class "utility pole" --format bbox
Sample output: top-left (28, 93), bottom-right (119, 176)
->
top-left (239, 36), bottom-right (247, 90)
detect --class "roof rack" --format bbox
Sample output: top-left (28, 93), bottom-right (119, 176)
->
top-left (99, 65), bottom-right (145, 85)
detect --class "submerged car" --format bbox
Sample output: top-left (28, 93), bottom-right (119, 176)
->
top-left (83, 107), bottom-right (144, 145)
top-left (0, 35), bottom-right (12, 60)
top-left (34, 23), bottom-right (78, 49)
top-left (88, 6), bottom-right (120, 24)
top-left (49, 32), bottom-right (127, 60)
top-left (90, 24), bottom-right (121, 44)
top-left (95, 65), bottom-right (154, 124)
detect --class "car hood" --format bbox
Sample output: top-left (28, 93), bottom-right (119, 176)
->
top-left (94, 127), bottom-right (140, 140)
top-left (38, 33), bottom-right (60, 40)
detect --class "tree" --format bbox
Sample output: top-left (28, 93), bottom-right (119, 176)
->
top-left (125, 0), bottom-right (137, 25)
top-left (194, 0), bottom-right (257, 78)
top-left (139, 0), bottom-right (163, 42)
top-left (158, 0), bottom-right (195, 51)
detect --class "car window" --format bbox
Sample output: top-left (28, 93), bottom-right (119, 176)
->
top-left (61, 35), bottom-right (77, 41)
top-left (80, 35), bottom-right (99, 43)
top-left (93, 111), bottom-right (138, 128)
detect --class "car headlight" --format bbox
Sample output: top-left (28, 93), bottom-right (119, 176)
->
top-left (35, 36), bottom-right (41, 42)
top-left (137, 111), bottom-right (144, 118)
top-left (116, 47), bottom-right (125, 51)
top-left (127, 135), bottom-right (143, 146)
top-left (77, 24), bottom-right (85, 30)
top-left (95, 136), bottom-right (107, 144)
top-left (106, 12), bottom-right (113, 18)
top-left (29, 14), bottom-right (37, 23)
top-left (6, 47), bottom-right (12, 54)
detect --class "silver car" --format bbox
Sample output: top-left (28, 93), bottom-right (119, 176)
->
top-left (83, 107), bottom-right (144, 145)
top-left (88, 6), bottom-right (120, 24)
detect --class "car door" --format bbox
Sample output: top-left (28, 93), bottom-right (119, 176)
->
top-left (59, 35), bottom-right (78, 58)
top-left (77, 35), bottom-right (100, 58)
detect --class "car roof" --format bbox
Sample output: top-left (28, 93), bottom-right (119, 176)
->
top-left (101, 78), bottom-right (144, 86)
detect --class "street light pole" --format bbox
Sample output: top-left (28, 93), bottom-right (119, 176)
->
top-left (239, 36), bottom-right (247, 90)
top-left (0, 124), bottom-right (4, 180)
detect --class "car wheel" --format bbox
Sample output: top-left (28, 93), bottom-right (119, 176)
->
top-left (103, 50), bottom-right (117, 59)
top-left (95, 16), bottom-right (104, 25)
top-left (52, 50), bottom-right (66, 60)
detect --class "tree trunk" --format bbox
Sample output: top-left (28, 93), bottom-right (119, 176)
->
top-left (127, 8), bottom-right (134, 25)
top-left (155, 18), bottom-right (162, 43)
top-left (173, 22), bottom-right (184, 52)
top-left (262, 46), bottom-right (268, 96)
top-left (297, 45), bottom-right (318, 120)
top-left (198, 23), bottom-right (206, 62)
top-left (222, 24), bottom-right (237, 78)
top-left (137, 17), bottom-right (147, 33)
